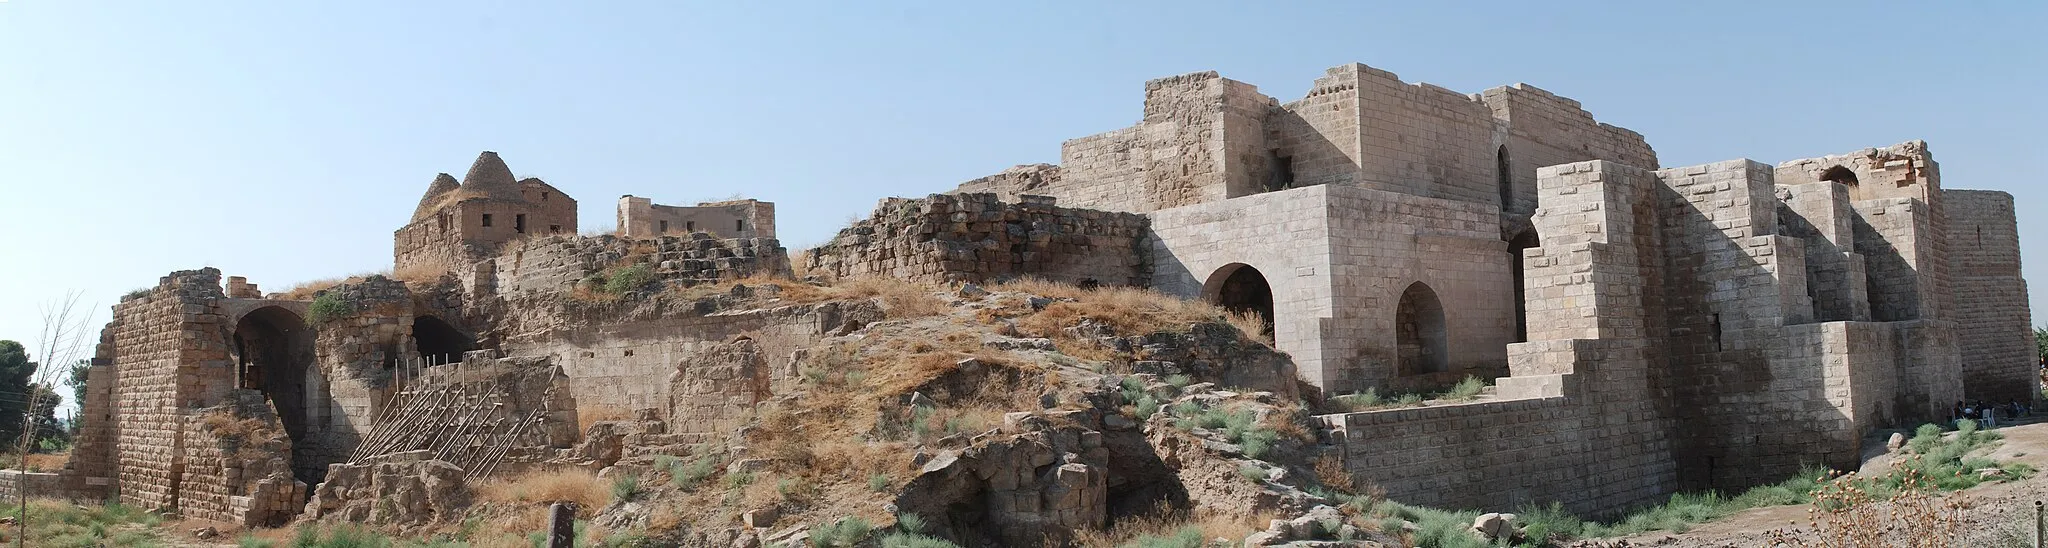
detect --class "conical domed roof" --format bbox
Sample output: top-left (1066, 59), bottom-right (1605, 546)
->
top-left (459, 151), bottom-right (524, 200)
top-left (411, 173), bottom-right (461, 222)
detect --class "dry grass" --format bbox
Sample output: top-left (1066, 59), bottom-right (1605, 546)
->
top-left (21, 451), bottom-right (67, 472)
top-left (474, 469), bottom-right (613, 518)
top-left (576, 405), bottom-right (634, 438)
top-left (789, 248), bottom-right (813, 279)
top-left (1073, 502), bottom-right (1274, 547)
top-left (1313, 454), bottom-right (1356, 494)
top-left (275, 276), bottom-right (352, 301)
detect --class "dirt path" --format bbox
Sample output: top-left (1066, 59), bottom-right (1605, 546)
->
top-left (1592, 419), bottom-right (2048, 547)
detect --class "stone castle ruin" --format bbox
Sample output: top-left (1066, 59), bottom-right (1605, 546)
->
top-left (19, 62), bottom-right (2034, 533)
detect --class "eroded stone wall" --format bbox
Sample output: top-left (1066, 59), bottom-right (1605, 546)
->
top-left (805, 193), bottom-right (1148, 286)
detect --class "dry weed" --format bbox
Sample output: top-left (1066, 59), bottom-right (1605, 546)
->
top-left (21, 452), bottom-right (67, 472)
top-left (1072, 502), bottom-right (1273, 547)
top-left (474, 469), bottom-right (612, 518)
top-left (1313, 454), bottom-right (1355, 494)
top-left (576, 405), bottom-right (634, 439)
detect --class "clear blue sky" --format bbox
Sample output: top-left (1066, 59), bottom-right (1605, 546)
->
top-left (3, 2), bottom-right (2045, 387)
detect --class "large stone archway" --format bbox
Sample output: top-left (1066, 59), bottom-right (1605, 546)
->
top-left (230, 305), bottom-right (319, 485)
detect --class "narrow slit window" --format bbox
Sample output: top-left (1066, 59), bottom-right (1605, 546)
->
top-left (660, 220), bottom-right (669, 233)
top-left (736, 219), bottom-right (745, 232)
top-left (481, 214), bottom-right (493, 228)
top-left (686, 221), bottom-right (695, 232)
top-left (514, 214), bottom-right (526, 233)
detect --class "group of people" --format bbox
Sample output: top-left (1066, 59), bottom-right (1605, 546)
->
top-left (1954, 399), bottom-right (2031, 428)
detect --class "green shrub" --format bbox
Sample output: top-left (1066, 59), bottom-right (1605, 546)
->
top-left (1444, 376), bottom-right (1486, 400)
top-left (601, 263), bottom-right (656, 295)
top-left (811, 516), bottom-right (873, 547)
top-left (652, 455), bottom-right (679, 471)
top-left (1238, 463), bottom-right (1268, 482)
top-left (723, 471), bottom-right (755, 490)
top-left (671, 454), bottom-right (720, 490)
top-left (610, 474), bottom-right (641, 502)
top-left (307, 294), bottom-right (354, 326)
top-left (869, 473), bottom-right (891, 492)
top-left (895, 513), bottom-right (927, 534)
top-left (1134, 396), bottom-right (1161, 420)
top-left (122, 287), bottom-right (153, 301)
top-left (879, 533), bottom-right (960, 548)
top-left (1119, 526), bottom-right (1205, 548)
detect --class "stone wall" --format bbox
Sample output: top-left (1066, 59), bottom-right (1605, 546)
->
top-left (177, 391), bottom-right (305, 527)
top-left (104, 269), bottom-right (231, 510)
top-left (805, 193), bottom-right (1148, 287)
top-left (617, 196), bottom-right (776, 239)
top-left (486, 234), bottom-right (788, 297)
top-left (499, 299), bottom-right (879, 422)
top-left (0, 470), bottom-right (67, 503)
top-left (1479, 83), bottom-right (1659, 215)
top-left (1943, 189), bottom-right (2035, 403)
top-left (1146, 183), bottom-right (1513, 394)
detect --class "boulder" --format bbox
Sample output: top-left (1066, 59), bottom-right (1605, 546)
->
top-left (1887, 432), bottom-right (1908, 452)
top-left (1471, 512), bottom-right (1517, 541)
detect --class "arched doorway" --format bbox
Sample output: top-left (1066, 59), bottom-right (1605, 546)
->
top-left (1203, 263), bottom-right (1275, 338)
top-left (1508, 230), bottom-right (1540, 342)
top-left (231, 306), bottom-right (316, 483)
top-left (1395, 282), bottom-right (1447, 376)
top-left (412, 315), bottom-right (475, 366)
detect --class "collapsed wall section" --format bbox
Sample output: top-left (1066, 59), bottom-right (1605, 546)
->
top-left (805, 193), bottom-right (1148, 286)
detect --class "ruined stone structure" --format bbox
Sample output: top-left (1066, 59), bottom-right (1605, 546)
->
top-left (813, 63), bottom-right (2036, 511)
top-left (41, 61), bottom-right (2037, 528)
top-left (395, 152), bottom-right (578, 274)
top-left (617, 195), bottom-right (776, 240)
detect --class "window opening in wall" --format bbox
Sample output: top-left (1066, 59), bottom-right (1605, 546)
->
top-left (660, 220), bottom-right (669, 233)
top-left (413, 315), bottom-right (475, 366)
top-left (1497, 145), bottom-right (1513, 209)
top-left (736, 219), bottom-right (745, 232)
top-left (542, 192), bottom-right (550, 201)
top-left (687, 221), bottom-right (696, 232)
top-left (515, 214), bottom-right (527, 233)
top-left (1266, 152), bottom-right (1296, 192)
top-left (550, 225), bottom-right (561, 234)
top-left (1710, 313), bottom-right (1724, 352)
top-left (1395, 282), bottom-right (1448, 376)
top-left (1820, 165), bottom-right (1859, 186)
top-left (481, 214), bottom-right (493, 228)
top-left (624, 349), bottom-right (634, 357)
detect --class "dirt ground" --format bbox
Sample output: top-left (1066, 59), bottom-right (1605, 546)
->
top-left (1596, 417), bottom-right (2048, 547)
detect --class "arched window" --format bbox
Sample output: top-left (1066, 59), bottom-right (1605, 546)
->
top-left (1395, 282), bottom-right (1448, 376)
top-left (1497, 145), bottom-right (1514, 210)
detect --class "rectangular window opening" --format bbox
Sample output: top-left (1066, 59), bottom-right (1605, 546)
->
top-left (481, 214), bottom-right (493, 228)
top-left (514, 214), bottom-right (527, 233)
top-left (686, 221), bottom-right (696, 232)
top-left (736, 219), bottom-right (745, 232)
top-left (660, 220), bottom-right (669, 233)
top-left (549, 225), bottom-right (561, 234)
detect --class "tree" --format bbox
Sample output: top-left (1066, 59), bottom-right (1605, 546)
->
top-left (26, 385), bottom-right (64, 451)
top-left (0, 341), bottom-right (31, 447)
top-left (66, 360), bottom-right (87, 436)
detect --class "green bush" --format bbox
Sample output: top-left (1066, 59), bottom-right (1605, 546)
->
top-left (671, 453), bottom-right (720, 490)
top-left (1443, 376), bottom-right (1486, 400)
top-left (869, 473), bottom-right (891, 492)
top-left (601, 263), bottom-right (656, 295)
top-left (610, 474), bottom-right (641, 502)
top-left (1119, 526), bottom-right (1205, 548)
top-left (895, 513), bottom-right (926, 534)
top-left (1134, 396), bottom-right (1161, 420)
top-left (811, 516), bottom-right (872, 547)
top-left (1238, 463), bottom-right (1268, 482)
top-left (879, 533), bottom-right (960, 548)
top-left (307, 294), bottom-right (354, 326)
top-left (723, 471), bottom-right (755, 490)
